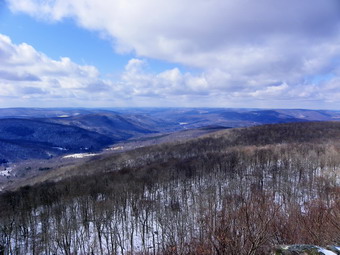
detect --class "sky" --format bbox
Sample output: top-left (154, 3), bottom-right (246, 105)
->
top-left (1, 0), bottom-right (340, 109)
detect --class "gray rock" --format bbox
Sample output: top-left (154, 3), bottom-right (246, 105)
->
top-left (273, 244), bottom-right (340, 255)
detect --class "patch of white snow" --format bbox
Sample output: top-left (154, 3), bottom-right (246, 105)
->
top-left (318, 248), bottom-right (337, 255)
top-left (53, 147), bottom-right (68, 151)
top-left (0, 167), bottom-right (12, 177)
top-left (63, 153), bottom-right (98, 159)
top-left (108, 146), bottom-right (124, 151)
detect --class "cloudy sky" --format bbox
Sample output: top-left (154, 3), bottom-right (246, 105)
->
top-left (1, 0), bottom-right (340, 109)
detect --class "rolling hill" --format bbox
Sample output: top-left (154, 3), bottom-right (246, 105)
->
top-left (7, 120), bottom-right (340, 185)
top-left (1, 107), bottom-right (340, 180)
top-left (112, 107), bottom-right (340, 128)
top-left (0, 121), bottom-right (339, 254)
top-left (2, 107), bottom-right (340, 185)
top-left (43, 112), bottom-right (160, 139)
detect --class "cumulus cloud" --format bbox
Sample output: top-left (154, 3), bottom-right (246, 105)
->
top-left (1, 31), bottom-right (340, 108)
top-left (0, 35), bottom-right (214, 107)
top-left (0, 34), bottom-right (115, 104)
top-left (6, 0), bottom-right (340, 108)
top-left (8, 0), bottom-right (340, 68)
top-left (121, 59), bottom-right (210, 97)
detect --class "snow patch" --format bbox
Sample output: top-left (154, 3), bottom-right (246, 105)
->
top-left (107, 146), bottom-right (124, 151)
top-left (63, 153), bottom-right (98, 159)
top-left (0, 167), bottom-right (12, 177)
top-left (53, 147), bottom-right (68, 151)
top-left (318, 248), bottom-right (337, 255)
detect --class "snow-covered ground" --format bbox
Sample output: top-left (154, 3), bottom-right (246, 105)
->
top-left (1, 146), bottom-right (339, 254)
top-left (63, 153), bottom-right (98, 159)
top-left (0, 166), bottom-right (13, 177)
top-left (318, 248), bottom-right (337, 255)
top-left (106, 146), bottom-right (124, 151)
top-left (52, 147), bottom-right (68, 151)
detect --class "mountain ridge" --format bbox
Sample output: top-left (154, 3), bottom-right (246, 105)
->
top-left (1, 107), bottom-right (340, 179)
top-left (5, 120), bottom-right (340, 190)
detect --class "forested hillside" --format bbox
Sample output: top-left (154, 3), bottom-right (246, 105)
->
top-left (1, 107), bottom-right (340, 165)
top-left (0, 122), bottom-right (339, 254)
top-left (0, 118), bottom-right (114, 163)
top-left (44, 113), bottom-right (160, 139)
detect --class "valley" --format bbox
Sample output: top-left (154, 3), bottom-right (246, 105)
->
top-left (0, 115), bottom-right (339, 254)
top-left (0, 108), bottom-right (339, 254)
top-left (1, 107), bottom-right (340, 191)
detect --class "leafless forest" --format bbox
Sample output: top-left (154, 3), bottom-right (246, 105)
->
top-left (0, 122), bottom-right (340, 254)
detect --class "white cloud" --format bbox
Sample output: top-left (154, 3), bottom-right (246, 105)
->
top-left (250, 83), bottom-right (289, 98)
top-left (1, 32), bottom-right (340, 108)
top-left (6, 0), bottom-right (340, 108)
top-left (121, 59), bottom-right (210, 97)
top-left (8, 0), bottom-right (340, 68)
top-left (0, 35), bottom-right (216, 107)
top-left (0, 34), bottom-right (114, 102)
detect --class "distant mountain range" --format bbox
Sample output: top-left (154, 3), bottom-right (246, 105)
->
top-left (114, 108), bottom-right (340, 128)
top-left (44, 113), bottom-right (158, 139)
top-left (0, 107), bottom-right (339, 163)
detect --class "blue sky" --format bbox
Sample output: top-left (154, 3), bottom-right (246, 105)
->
top-left (0, 3), bottom-right (180, 75)
top-left (1, 0), bottom-right (340, 109)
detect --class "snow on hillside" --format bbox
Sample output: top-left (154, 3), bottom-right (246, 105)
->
top-left (63, 153), bottom-right (98, 159)
top-left (0, 166), bottom-right (12, 177)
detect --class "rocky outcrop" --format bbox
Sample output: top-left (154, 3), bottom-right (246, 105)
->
top-left (274, 245), bottom-right (340, 255)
